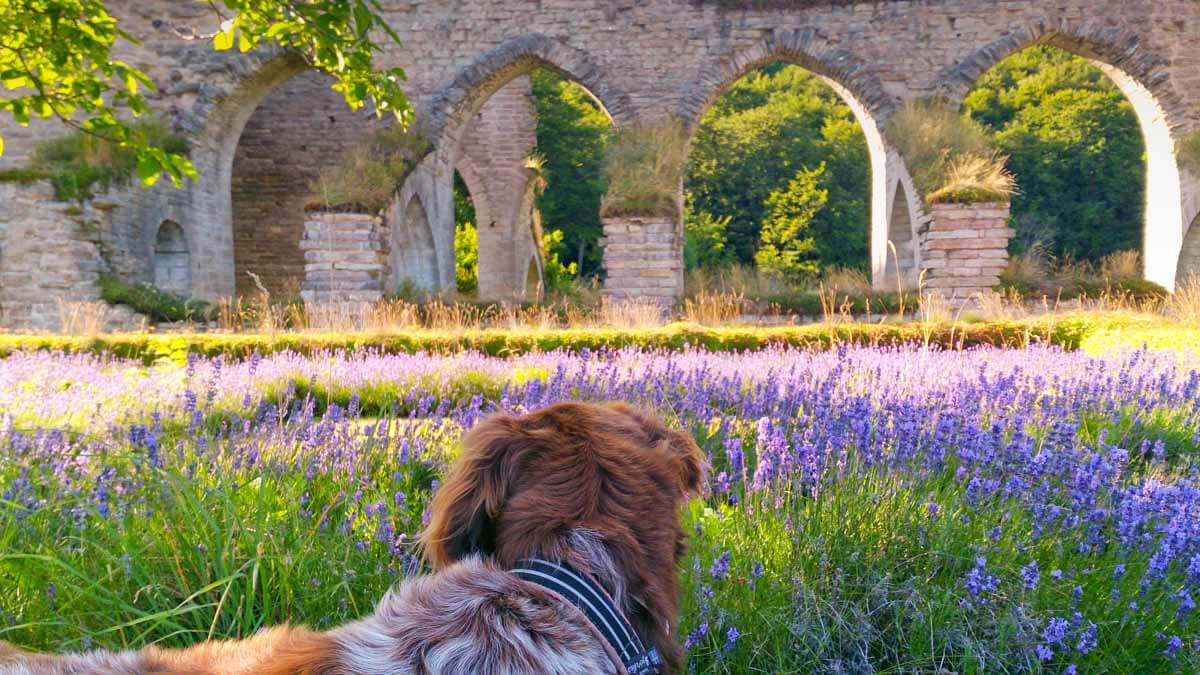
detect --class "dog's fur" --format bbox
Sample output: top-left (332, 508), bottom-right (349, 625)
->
top-left (0, 401), bottom-right (703, 674)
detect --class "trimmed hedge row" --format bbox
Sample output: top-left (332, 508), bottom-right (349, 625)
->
top-left (0, 316), bottom-right (1131, 364)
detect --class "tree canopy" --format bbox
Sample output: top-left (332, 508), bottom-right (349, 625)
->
top-left (685, 64), bottom-right (870, 270)
top-left (0, 0), bottom-right (410, 186)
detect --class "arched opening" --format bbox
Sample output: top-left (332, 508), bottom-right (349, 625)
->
top-left (960, 46), bottom-right (1149, 290)
top-left (403, 52), bottom-right (615, 302)
top-left (950, 35), bottom-right (1187, 291)
top-left (229, 70), bottom-right (380, 299)
top-left (452, 169), bottom-right (480, 296)
top-left (153, 220), bottom-right (191, 296)
top-left (683, 60), bottom-right (895, 296)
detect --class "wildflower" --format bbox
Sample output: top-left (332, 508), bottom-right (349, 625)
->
top-left (709, 551), bottom-right (731, 581)
top-left (1020, 560), bottom-right (1040, 590)
top-left (1163, 634), bottom-right (1183, 658)
top-left (724, 626), bottom-right (740, 651)
top-left (684, 623), bottom-right (708, 650)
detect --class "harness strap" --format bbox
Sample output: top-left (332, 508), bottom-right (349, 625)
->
top-left (512, 558), bottom-right (663, 675)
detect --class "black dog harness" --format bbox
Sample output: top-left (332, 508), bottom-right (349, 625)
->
top-left (512, 558), bottom-right (663, 675)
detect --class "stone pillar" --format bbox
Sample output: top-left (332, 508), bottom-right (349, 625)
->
top-left (299, 211), bottom-right (391, 307)
top-left (599, 217), bottom-right (684, 305)
top-left (919, 202), bottom-right (1013, 303)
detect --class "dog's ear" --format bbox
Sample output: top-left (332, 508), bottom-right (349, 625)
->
top-left (668, 429), bottom-right (705, 497)
top-left (421, 413), bottom-right (527, 569)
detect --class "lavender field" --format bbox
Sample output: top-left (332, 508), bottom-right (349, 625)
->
top-left (1, 344), bottom-right (1198, 672)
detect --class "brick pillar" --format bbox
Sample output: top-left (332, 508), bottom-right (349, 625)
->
top-left (299, 211), bottom-right (391, 307)
top-left (920, 202), bottom-right (1013, 303)
top-left (600, 217), bottom-right (683, 305)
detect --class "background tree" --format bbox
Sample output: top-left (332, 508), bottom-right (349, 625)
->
top-left (686, 64), bottom-right (869, 270)
top-left (529, 69), bottom-right (611, 277)
top-left (755, 164), bottom-right (828, 283)
top-left (0, 0), bottom-right (409, 185)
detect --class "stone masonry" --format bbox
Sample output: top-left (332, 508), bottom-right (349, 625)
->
top-left (231, 71), bottom-right (382, 299)
top-left (2, 0), bottom-right (1200, 328)
top-left (455, 75), bottom-right (540, 302)
top-left (299, 211), bottom-right (391, 307)
top-left (920, 203), bottom-right (1013, 302)
top-left (600, 217), bottom-right (685, 304)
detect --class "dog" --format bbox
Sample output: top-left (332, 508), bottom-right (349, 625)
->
top-left (0, 401), bottom-right (704, 674)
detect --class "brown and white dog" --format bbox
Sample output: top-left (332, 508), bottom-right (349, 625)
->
top-left (0, 401), bottom-right (704, 674)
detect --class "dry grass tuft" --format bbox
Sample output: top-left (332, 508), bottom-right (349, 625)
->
top-left (1099, 249), bottom-right (1142, 282)
top-left (56, 300), bottom-right (110, 336)
top-left (682, 290), bottom-right (744, 325)
top-left (597, 298), bottom-right (667, 329)
top-left (927, 153), bottom-right (1016, 205)
top-left (1164, 274), bottom-right (1200, 325)
top-left (308, 125), bottom-right (430, 213)
top-left (600, 119), bottom-right (687, 218)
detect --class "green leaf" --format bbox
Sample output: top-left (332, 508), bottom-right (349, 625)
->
top-left (136, 154), bottom-right (161, 186)
top-left (0, 136), bottom-right (5, 158)
top-left (213, 29), bottom-right (235, 51)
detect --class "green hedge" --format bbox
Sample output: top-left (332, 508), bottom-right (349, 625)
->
top-left (0, 316), bottom-right (1141, 364)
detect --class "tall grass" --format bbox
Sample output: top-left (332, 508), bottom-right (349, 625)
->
top-left (29, 119), bottom-right (189, 200)
top-left (600, 119), bottom-right (688, 218)
top-left (308, 125), bottom-right (430, 212)
top-left (887, 99), bottom-right (1013, 205)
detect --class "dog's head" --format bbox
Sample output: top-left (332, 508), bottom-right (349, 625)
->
top-left (421, 401), bottom-right (704, 670)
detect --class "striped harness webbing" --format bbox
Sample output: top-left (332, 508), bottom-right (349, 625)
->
top-left (512, 558), bottom-right (663, 675)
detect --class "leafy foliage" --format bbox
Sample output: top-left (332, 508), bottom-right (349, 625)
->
top-left (683, 211), bottom-right (734, 271)
top-left (963, 47), bottom-right (1144, 260)
top-left (540, 228), bottom-right (579, 295)
top-left (686, 64), bottom-right (869, 269)
top-left (97, 275), bottom-right (210, 322)
top-left (1, 0), bottom-right (409, 187)
top-left (754, 164), bottom-right (828, 282)
top-left (454, 222), bottom-right (478, 294)
top-left (530, 70), bottom-right (611, 276)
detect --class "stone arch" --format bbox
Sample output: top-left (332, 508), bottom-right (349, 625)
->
top-left (676, 32), bottom-right (911, 289)
top-left (938, 19), bottom-right (1191, 290)
top-left (230, 69), bottom-right (381, 298)
top-left (420, 34), bottom-right (629, 156)
top-left (883, 152), bottom-right (927, 290)
top-left (405, 40), bottom-right (620, 298)
top-left (183, 51), bottom-right (311, 299)
top-left (153, 220), bottom-right (191, 296)
top-left (395, 194), bottom-right (439, 290)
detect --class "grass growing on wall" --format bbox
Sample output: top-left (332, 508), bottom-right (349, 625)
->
top-left (887, 99), bottom-right (1015, 205)
top-left (27, 119), bottom-right (190, 200)
top-left (600, 119), bottom-right (688, 218)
